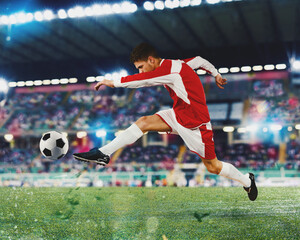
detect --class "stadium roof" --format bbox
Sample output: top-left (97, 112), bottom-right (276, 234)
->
top-left (0, 0), bottom-right (299, 83)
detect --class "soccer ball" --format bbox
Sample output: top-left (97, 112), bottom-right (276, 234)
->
top-left (39, 131), bottom-right (69, 160)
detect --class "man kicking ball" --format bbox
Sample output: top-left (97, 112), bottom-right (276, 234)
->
top-left (73, 43), bottom-right (258, 201)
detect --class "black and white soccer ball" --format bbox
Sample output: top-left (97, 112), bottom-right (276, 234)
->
top-left (39, 131), bottom-right (69, 160)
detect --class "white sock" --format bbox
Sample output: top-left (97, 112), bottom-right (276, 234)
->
top-left (219, 161), bottom-right (251, 187)
top-left (99, 123), bottom-right (143, 156)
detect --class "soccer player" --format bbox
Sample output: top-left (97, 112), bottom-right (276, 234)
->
top-left (73, 43), bottom-right (258, 201)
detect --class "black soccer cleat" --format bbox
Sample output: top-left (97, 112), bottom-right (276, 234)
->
top-left (243, 173), bottom-right (258, 201)
top-left (73, 148), bottom-right (110, 166)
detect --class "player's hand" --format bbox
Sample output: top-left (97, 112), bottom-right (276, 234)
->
top-left (94, 79), bottom-right (115, 91)
top-left (215, 74), bottom-right (227, 89)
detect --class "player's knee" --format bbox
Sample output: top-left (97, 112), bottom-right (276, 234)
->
top-left (203, 160), bottom-right (222, 175)
top-left (206, 165), bottom-right (219, 174)
top-left (135, 116), bottom-right (150, 133)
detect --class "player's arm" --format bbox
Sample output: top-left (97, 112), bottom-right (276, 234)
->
top-left (183, 56), bottom-right (227, 89)
top-left (95, 64), bottom-right (174, 90)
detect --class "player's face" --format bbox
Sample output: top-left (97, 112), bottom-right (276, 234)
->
top-left (134, 57), bottom-right (156, 73)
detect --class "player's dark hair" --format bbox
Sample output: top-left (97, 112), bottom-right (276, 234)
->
top-left (130, 42), bottom-right (160, 64)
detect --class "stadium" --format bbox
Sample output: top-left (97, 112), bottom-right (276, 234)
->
top-left (0, 0), bottom-right (299, 239)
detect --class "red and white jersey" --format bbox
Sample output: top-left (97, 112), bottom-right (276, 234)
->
top-left (114, 56), bottom-right (219, 129)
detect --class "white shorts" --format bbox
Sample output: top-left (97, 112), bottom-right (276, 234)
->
top-left (156, 109), bottom-right (216, 160)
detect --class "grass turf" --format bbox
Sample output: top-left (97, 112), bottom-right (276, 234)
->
top-left (0, 187), bottom-right (299, 239)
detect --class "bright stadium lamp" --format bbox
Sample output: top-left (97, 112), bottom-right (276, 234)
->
top-left (34, 11), bottom-right (44, 21)
top-left (180, 0), bottom-right (191, 7)
top-left (43, 10), bottom-right (55, 20)
top-left (154, 1), bottom-right (165, 10)
top-left (77, 131), bottom-right (87, 138)
top-left (223, 126), bottom-right (234, 132)
top-left (190, 0), bottom-right (202, 6)
top-left (8, 15), bottom-right (17, 24)
top-left (0, 78), bottom-right (8, 93)
top-left (0, 16), bottom-right (9, 25)
top-left (103, 4), bottom-right (113, 14)
top-left (112, 4), bottom-right (122, 13)
top-left (16, 12), bottom-right (27, 23)
top-left (144, 1), bottom-right (155, 11)
top-left (207, 0), bottom-right (220, 4)
top-left (26, 13), bottom-right (34, 22)
top-left (58, 9), bottom-right (68, 19)
top-left (4, 134), bottom-right (14, 142)
top-left (270, 124), bottom-right (282, 131)
top-left (291, 60), bottom-right (300, 71)
top-left (73, 6), bottom-right (85, 17)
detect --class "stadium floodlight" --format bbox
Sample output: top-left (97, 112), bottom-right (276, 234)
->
top-left (26, 13), bottom-right (34, 22)
top-left (121, 2), bottom-right (137, 13)
top-left (230, 67), bottom-right (240, 73)
top-left (60, 78), bottom-right (69, 84)
top-left (8, 82), bottom-right (17, 88)
top-left (218, 67), bottom-right (229, 74)
top-left (154, 1), bottom-right (165, 10)
top-left (190, 0), bottom-right (202, 6)
top-left (103, 4), bottom-right (113, 15)
top-left (4, 134), bottom-right (14, 142)
top-left (112, 4), bottom-right (122, 13)
top-left (165, 0), bottom-right (180, 9)
top-left (34, 11), bottom-right (44, 21)
top-left (51, 79), bottom-right (60, 85)
top-left (96, 130), bottom-right (107, 137)
top-left (223, 126), bottom-right (234, 132)
top-left (17, 81), bottom-right (25, 87)
top-left (0, 78), bottom-right (9, 93)
top-left (207, 0), bottom-right (220, 4)
top-left (180, 0), bottom-right (191, 8)
top-left (34, 80), bottom-right (43, 86)
top-left (144, 1), bottom-right (155, 11)
top-left (43, 10), bottom-right (54, 20)
top-left (77, 131), bottom-right (87, 138)
top-left (241, 66), bottom-right (251, 72)
top-left (67, 9), bottom-right (77, 18)
top-left (58, 9), bottom-right (68, 19)
top-left (25, 81), bottom-right (34, 86)
top-left (73, 6), bottom-right (85, 17)
top-left (96, 76), bottom-right (104, 81)
top-left (197, 69), bottom-right (206, 75)
top-left (262, 127), bottom-right (268, 132)
top-left (264, 64), bottom-right (275, 71)
top-left (86, 76), bottom-right (96, 82)
top-left (16, 12), bottom-right (27, 23)
top-left (43, 79), bottom-right (51, 85)
top-left (91, 4), bottom-right (104, 16)
top-left (84, 7), bottom-right (94, 16)
top-left (275, 64), bottom-right (286, 70)
top-left (237, 127), bottom-right (246, 133)
top-left (270, 124), bottom-right (282, 131)
top-left (252, 65), bottom-right (263, 71)
top-left (291, 60), bottom-right (300, 71)
top-left (295, 124), bottom-right (300, 130)
top-left (287, 126), bottom-right (293, 131)
top-left (112, 72), bottom-right (120, 81)
top-left (8, 15), bottom-right (17, 24)
top-left (69, 78), bottom-right (78, 83)
top-left (0, 16), bottom-right (9, 25)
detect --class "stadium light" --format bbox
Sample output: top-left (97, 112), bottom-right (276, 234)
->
top-left (237, 127), bottom-right (246, 133)
top-left (58, 9), bottom-right (68, 19)
top-left (34, 11), bottom-right (44, 21)
top-left (16, 12), bottom-right (27, 23)
top-left (26, 13), bottom-right (34, 22)
top-left (287, 126), bottom-right (293, 131)
top-left (197, 69), bottom-right (206, 75)
top-left (207, 0), bottom-right (220, 4)
top-left (276, 64), bottom-right (286, 70)
top-left (218, 68), bottom-right (229, 74)
top-left (262, 127), bottom-right (268, 132)
top-left (69, 78), bottom-right (78, 83)
top-left (43, 79), bottom-right (51, 85)
top-left (264, 64), bottom-right (275, 71)
top-left (119, 70), bottom-right (128, 77)
top-left (165, 0), bottom-right (180, 9)
top-left (25, 80), bottom-right (34, 86)
top-left (34, 80), bottom-right (43, 86)
top-left (270, 124), bottom-right (282, 131)
top-left (252, 65), bottom-right (263, 71)
top-left (96, 76), bottom-right (104, 82)
top-left (241, 66), bottom-right (251, 72)
top-left (295, 124), bottom-right (300, 130)
top-left (96, 130), bottom-right (107, 137)
top-left (51, 79), bottom-right (60, 85)
top-left (223, 126), bottom-right (234, 132)
top-left (17, 81), bottom-right (25, 87)
top-left (77, 131), bottom-right (87, 138)
top-left (8, 82), bottom-right (17, 88)
top-left (154, 1), bottom-right (165, 10)
top-left (84, 7), bottom-right (94, 16)
top-left (104, 73), bottom-right (112, 80)
top-left (103, 4), bottom-right (113, 14)
top-left (86, 76), bottom-right (96, 82)
top-left (43, 10), bottom-right (54, 20)
top-left (190, 0), bottom-right (202, 6)
top-left (0, 16), bottom-right (9, 25)
top-left (60, 78), bottom-right (69, 84)
top-left (4, 134), bottom-right (14, 142)
top-left (230, 67), bottom-right (240, 73)
top-left (180, 0), bottom-right (191, 8)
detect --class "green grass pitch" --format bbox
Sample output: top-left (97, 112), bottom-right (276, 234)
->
top-left (0, 187), bottom-right (299, 239)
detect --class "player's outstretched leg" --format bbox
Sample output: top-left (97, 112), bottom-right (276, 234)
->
top-left (243, 173), bottom-right (258, 201)
top-left (73, 148), bottom-right (110, 166)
